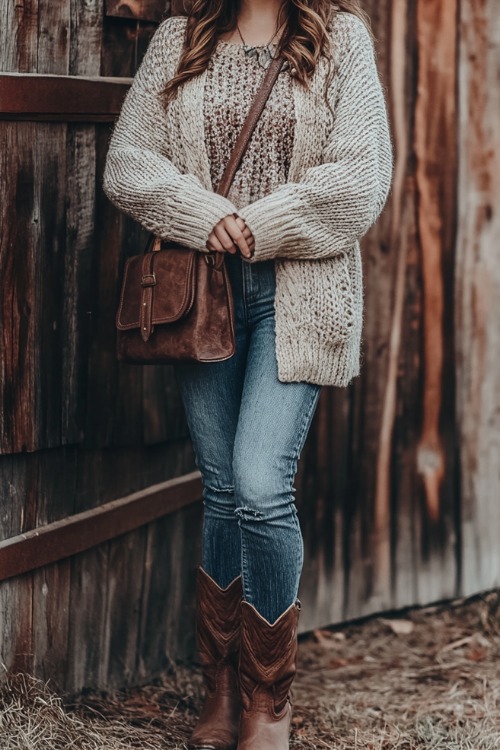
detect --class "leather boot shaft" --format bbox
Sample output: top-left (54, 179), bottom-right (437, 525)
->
top-left (237, 600), bottom-right (301, 750)
top-left (189, 567), bottom-right (243, 750)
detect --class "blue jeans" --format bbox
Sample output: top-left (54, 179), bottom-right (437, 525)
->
top-left (174, 252), bottom-right (322, 624)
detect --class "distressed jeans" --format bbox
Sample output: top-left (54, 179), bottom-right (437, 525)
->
top-left (174, 252), bottom-right (322, 624)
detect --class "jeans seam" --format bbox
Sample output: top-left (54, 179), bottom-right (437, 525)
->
top-left (291, 508), bottom-right (304, 594)
top-left (287, 388), bottom-right (320, 584)
top-left (286, 386), bottom-right (322, 487)
top-left (240, 385), bottom-right (320, 610)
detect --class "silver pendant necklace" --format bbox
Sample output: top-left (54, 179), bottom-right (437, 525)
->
top-left (236, 20), bottom-right (290, 72)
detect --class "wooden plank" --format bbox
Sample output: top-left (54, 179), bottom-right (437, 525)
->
top-left (105, 0), bottom-right (170, 23)
top-left (67, 545), bottom-right (110, 692)
top-left (0, 122), bottom-right (39, 454)
top-left (0, 458), bottom-right (38, 674)
top-left (0, 120), bottom-right (75, 454)
top-left (0, 0), bottom-right (39, 74)
top-left (30, 0), bottom-right (73, 450)
top-left (34, 122), bottom-right (69, 450)
top-left (69, 0), bottom-right (102, 77)
top-left (67, 447), bottom-right (111, 694)
top-left (32, 562), bottom-right (72, 688)
top-left (411, 0), bottom-right (459, 603)
top-left (0, 472), bottom-right (202, 582)
top-left (61, 2), bottom-right (102, 444)
top-left (137, 502), bottom-right (202, 681)
top-left (143, 367), bottom-right (190, 444)
top-left (104, 529), bottom-right (147, 689)
top-left (32, 448), bottom-right (77, 687)
top-left (456, 0), bottom-right (500, 594)
top-left (60, 126), bottom-right (97, 445)
top-left (37, 0), bottom-right (71, 75)
top-left (0, 572), bottom-right (34, 674)
top-left (0, 74), bottom-right (132, 121)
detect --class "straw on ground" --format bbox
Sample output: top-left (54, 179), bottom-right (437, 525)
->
top-left (1, 590), bottom-right (499, 749)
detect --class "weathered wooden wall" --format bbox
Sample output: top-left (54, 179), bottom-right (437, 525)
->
top-left (296, 0), bottom-right (500, 630)
top-left (0, 0), bottom-right (202, 693)
top-left (0, 0), bottom-right (499, 691)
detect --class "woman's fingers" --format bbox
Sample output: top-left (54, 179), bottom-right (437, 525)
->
top-left (206, 223), bottom-right (237, 253)
top-left (224, 215), bottom-right (252, 258)
top-left (206, 231), bottom-right (225, 253)
top-left (206, 215), bottom-right (256, 256)
top-left (213, 222), bottom-right (239, 254)
top-left (236, 218), bottom-right (256, 252)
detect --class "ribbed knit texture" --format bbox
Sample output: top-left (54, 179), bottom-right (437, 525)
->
top-left (103, 13), bottom-right (394, 386)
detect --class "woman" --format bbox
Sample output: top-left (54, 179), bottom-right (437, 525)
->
top-left (103, 0), bottom-right (393, 747)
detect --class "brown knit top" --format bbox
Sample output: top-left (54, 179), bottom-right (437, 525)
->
top-left (204, 40), bottom-right (296, 210)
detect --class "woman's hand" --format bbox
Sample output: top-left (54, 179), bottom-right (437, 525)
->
top-left (207, 214), bottom-right (255, 259)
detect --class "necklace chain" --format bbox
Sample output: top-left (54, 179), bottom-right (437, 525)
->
top-left (236, 17), bottom-right (285, 48)
top-left (232, 17), bottom-right (291, 73)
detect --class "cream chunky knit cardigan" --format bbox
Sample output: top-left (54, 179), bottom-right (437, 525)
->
top-left (103, 13), bottom-right (393, 386)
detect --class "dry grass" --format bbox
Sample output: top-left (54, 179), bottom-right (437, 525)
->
top-left (1, 590), bottom-right (499, 750)
top-left (292, 589), bottom-right (500, 749)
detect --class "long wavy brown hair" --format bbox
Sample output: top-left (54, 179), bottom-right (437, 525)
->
top-left (163, 0), bottom-right (371, 102)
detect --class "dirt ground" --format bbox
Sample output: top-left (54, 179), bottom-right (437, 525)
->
top-left (1, 590), bottom-right (499, 749)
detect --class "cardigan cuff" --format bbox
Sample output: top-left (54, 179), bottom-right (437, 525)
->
top-left (237, 190), bottom-right (305, 262)
top-left (168, 178), bottom-right (239, 253)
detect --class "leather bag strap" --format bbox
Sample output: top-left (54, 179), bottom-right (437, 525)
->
top-left (151, 54), bottom-right (285, 252)
top-left (216, 55), bottom-right (286, 198)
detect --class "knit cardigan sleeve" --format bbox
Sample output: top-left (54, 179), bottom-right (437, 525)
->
top-left (238, 14), bottom-right (394, 262)
top-left (102, 17), bottom-right (237, 253)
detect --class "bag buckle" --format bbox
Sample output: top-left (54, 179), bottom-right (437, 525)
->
top-left (141, 272), bottom-right (156, 287)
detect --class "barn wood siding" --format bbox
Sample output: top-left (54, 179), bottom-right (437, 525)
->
top-left (455, 0), bottom-right (500, 593)
top-left (0, 0), bottom-right (199, 693)
top-left (0, 0), bottom-right (499, 691)
top-left (297, 0), bottom-right (500, 631)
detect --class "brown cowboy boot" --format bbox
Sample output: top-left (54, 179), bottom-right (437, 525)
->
top-left (237, 599), bottom-right (301, 750)
top-left (188, 566), bottom-right (243, 750)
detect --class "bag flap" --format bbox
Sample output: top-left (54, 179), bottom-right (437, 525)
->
top-left (116, 245), bottom-right (197, 331)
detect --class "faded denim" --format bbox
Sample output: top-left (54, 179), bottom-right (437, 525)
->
top-left (174, 252), bottom-right (322, 623)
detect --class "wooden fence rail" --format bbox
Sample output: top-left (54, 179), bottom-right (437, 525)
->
top-left (0, 74), bottom-right (131, 122)
top-left (0, 473), bottom-right (202, 582)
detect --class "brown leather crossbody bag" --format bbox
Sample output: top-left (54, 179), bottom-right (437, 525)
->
top-left (115, 55), bottom-right (285, 365)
